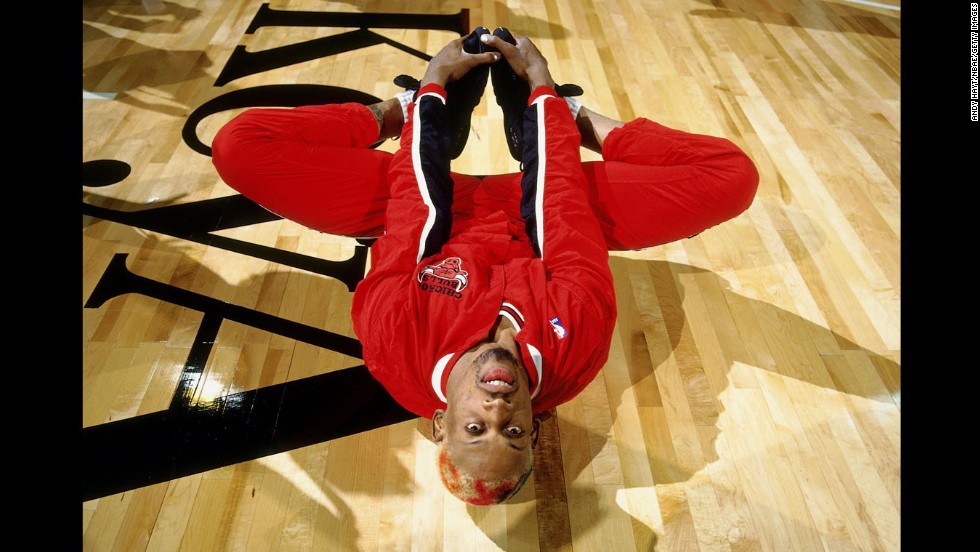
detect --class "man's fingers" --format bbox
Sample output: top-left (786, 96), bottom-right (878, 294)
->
top-left (481, 34), bottom-right (518, 59)
top-left (473, 51), bottom-right (500, 64)
top-left (457, 51), bottom-right (498, 77)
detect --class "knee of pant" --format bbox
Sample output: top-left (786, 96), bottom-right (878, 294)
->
top-left (210, 127), bottom-right (258, 193)
top-left (210, 118), bottom-right (265, 183)
top-left (723, 152), bottom-right (761, 215)
top-left (210, 122), bottom-right (236, 169)
top-left (211, 111), bottom-right (267, 162)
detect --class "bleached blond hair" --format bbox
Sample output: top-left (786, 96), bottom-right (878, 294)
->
top-left (436, 444), bottom-right (533, 505)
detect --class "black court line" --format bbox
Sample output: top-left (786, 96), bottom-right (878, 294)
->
top-left (82, 366), bottom-right (414, 501)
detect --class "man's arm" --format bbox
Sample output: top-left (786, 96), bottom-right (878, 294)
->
top-left (522, 90), bottom-right (614, 295)
top-left (365, 83), bottom-right (452, 276)
top-left (364, 39), bottom-right (499, 276)
top-left (484, 35), bottom-right (616, 314)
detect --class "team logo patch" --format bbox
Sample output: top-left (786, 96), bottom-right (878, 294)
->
top-left (418, 256), bottom-right (469, 299)
top-left (549, 316), bottom-right (567, 339)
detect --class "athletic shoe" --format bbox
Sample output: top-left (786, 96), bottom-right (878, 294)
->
top-left (445, 26), bottom-right (491, 159)
top-left (487, 27), bottom-right (530, 163)
top-left (485, 28), bottom-right (584, 162)
top-left (555, 83), bottom-right (584, 97)
top-left (393, 74), bottom-right (420, 96)
top-left (392, 27), bottom-right (491, 159)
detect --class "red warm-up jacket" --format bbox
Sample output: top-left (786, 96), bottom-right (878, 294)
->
top-left (351, 83), bottom-right (617, 419)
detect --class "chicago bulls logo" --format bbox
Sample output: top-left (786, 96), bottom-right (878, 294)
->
top-left (418, 257), bottom-right (469, 298)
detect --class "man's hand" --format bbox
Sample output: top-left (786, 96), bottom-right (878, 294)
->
top-left (420, 37), bottom-right (500, 88)
top-left (480, 33), bottom-right (556, 90)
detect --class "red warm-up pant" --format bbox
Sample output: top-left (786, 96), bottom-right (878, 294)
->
top-left (211, 102), bottom-right (759, 251)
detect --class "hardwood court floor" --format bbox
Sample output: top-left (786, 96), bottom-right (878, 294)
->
top-left (82, 0), bottom-right (901, 550)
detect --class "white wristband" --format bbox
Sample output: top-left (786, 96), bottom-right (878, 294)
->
top-left (564, 96), bottom-right (582, 119)
top-left (396, 90), bottom-right (414, 123)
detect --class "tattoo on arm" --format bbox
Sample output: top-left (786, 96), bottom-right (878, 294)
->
top-left (367, 104), bottom-right (385, 133)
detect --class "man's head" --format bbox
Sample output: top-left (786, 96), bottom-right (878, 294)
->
top-left (432, 344), bottom-right (542, 505)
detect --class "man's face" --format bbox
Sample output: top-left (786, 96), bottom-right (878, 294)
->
top-left (433, 344), bottom-right (540, 479)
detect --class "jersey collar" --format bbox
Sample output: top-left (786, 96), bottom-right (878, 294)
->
top-left (431, 302), bottom-right (542, 403)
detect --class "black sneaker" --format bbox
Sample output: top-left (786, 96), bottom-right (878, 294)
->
top-left (555, 83), bottom-right (584, 98)
top-left (445, 26), bottom-right (491, 159)
top-left (391, 27), bottom-right (491, 159)
top-left (393, 74), bottom-right (420, 96)
top-left (487, 27), bottom-right (530, 163)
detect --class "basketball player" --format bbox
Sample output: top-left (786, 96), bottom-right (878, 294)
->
top-left (211, 28), bottom-right (759, 505)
